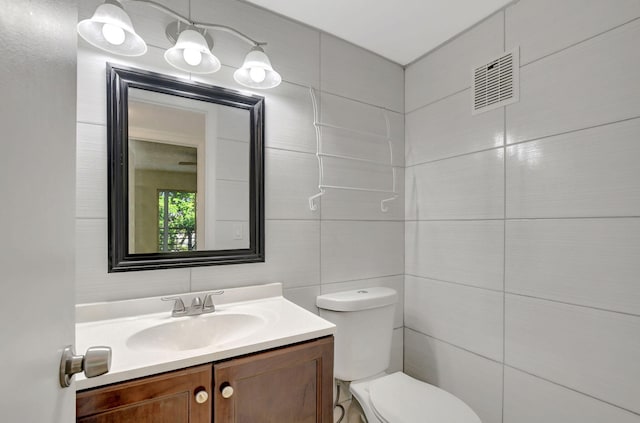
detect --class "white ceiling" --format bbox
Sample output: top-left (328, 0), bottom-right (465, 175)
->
top-left (244, 0), bottom-right (512, 65)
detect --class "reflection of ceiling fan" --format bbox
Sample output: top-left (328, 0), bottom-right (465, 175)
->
top-left (178, 161), bottom-right (197, 166)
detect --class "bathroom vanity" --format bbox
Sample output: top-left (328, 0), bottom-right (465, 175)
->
top-left (74, 284), bottom-right (335, 422)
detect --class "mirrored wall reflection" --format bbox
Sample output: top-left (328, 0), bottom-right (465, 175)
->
top-left (128, 140), bottom-right (198, 253)
top-left (127, 88), bottom-right (250, 254)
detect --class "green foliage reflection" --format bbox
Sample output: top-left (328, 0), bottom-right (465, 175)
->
top-left (158, 190), bottom-right (196, 252)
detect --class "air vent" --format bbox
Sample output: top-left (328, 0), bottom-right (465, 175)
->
top-left (472, 48), bottom-right (519, 115)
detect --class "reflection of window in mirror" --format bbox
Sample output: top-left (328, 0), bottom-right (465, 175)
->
top-left (128, 140), bottom-right (199, 254)
top-left (158, 190), bottom-right (197, 252)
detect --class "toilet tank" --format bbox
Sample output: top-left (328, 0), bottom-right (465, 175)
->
top-left (316, 288), bottom-right (397, 381)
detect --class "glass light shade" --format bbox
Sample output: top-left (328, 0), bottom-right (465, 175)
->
top-left (164, 29), bottom-right (221, 74)
top-left (233, 47), bottom-right (282, 89)
top-left (77, 1), bottom-right (147, 56)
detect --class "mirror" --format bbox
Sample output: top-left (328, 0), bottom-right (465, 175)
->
top-left (108, 65), bottom-right (264, 272)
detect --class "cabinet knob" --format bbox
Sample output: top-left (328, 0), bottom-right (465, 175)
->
top-left (220, 384), bottom-right (234, 399)
top-left (195, 389), bottom-right (209, 404)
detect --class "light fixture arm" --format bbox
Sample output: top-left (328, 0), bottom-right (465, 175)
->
top-left (124, 0), bottom-right (190, 23)
top-left (192, 22), bottom-right (266, 47)
top-left (124, 0), bottom-right (266, 47)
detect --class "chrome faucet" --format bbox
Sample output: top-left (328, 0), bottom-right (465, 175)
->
top-left (162, 291), bottom-right (224, 317)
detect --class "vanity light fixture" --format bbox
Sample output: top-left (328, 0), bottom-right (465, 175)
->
top-left (234, 46), bottom-right (282, 89)
top-left (78, 0), bottom-right (282, 89)
top-left (164, 26), bottom-right (221, 74)
top-left (77, 0), bottom-right (147, 56)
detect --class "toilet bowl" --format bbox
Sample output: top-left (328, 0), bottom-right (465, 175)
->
top-left (316, 287), bottom-right (481, 423)
top-left (350, 372), bottom-right (481, 423)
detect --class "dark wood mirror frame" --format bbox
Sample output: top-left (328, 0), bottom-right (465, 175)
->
top-left (107, 64), bottom-right (265, 272)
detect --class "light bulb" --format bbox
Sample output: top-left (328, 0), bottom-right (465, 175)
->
top-left (182, 48), bottom-right (203, 66)
top-left (102, 23), bottom-right (126, 46)
top-left (249, 67), bottom-right (266, 83)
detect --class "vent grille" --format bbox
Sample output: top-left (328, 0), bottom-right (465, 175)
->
top-left (472, 48), bottom-right (519, 115)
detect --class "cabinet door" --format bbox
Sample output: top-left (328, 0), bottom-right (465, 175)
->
top-left (76, 364), bottom-right (212, 423)
top-left (214, 336), bottom-right (334, 423)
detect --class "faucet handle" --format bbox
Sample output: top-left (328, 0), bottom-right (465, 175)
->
top-left (161, 296), bottom-right (186, 315)
top-left (203, 291), bottom-right (224, 311)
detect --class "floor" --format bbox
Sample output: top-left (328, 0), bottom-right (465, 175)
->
top-left (334, 380), bottom-right (366, 423)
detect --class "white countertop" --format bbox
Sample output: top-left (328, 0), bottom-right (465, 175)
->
top-left (75, 283), bottom-right (335, 390)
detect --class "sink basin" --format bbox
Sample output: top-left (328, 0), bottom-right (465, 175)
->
top-left (126, 312), bottom-right (267, 352)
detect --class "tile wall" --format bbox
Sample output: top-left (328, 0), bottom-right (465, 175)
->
top-left (75, 0), bottom-right (404, 372)
top-left (404, 1), bottom-right (640, 422)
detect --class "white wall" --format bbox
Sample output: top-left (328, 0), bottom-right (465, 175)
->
top-left (404, 1), bottom-right (640, 422)
top-left (75, 0), bottom-right (404, 371)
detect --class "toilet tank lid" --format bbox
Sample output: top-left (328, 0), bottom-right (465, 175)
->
top-left (316, 287), bottom-right (397, 311)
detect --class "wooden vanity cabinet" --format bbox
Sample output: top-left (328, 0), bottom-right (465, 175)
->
top-left (214, 336), bottom-right (334, 423)
top-left (76, 364), bottom-right (212, 423)
top-left (76, 336), bottom-right (334, 423)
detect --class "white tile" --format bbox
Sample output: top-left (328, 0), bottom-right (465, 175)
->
top-left (191, 220), bottom-right (320, 290)
top-left (197, 78), bottom-right (318, 154)
top-left (77, 45), bottom-right (188, 125)
top-left (405, 89), bottom-right (504, 166)
top-left (317, 92), bottom-right (404, 220)
top-left (506, 119), bottom-right (640, 218)
top-left (506, 218), bottom-right (640, 315)
top-left (320, 93), bottom-right (404, 166)
top-left (190, 64), bottom-right (251, 91)
top-left (101, 0), bottom-right (189, 51)
top-left (320, 275), bottom-right (404, 329)
top-left (405, 220), bottom-right (503, 291)
top-left (76, 46), bottom-right (107, 125)
top-left (212, 221), bottom-right (250, 250)
top-left (405, 276), bottom-right (503, 361)
top-left (506, 19), bottom-right (640, 144)
top-left (506, 0), bottom-right (640, 65)
top-left (215, 180), bottom-right (249, 221)
top-left (321, 221), bottom-right (403, 284)
top-left (319, 187), bottom-right (404, 222)
top-left (320, 163), bottom-right (404, 221)
top-left (320, 34), bottom-right (404, 112)
top-left (78, 0), bottom-right (103, 18)
top-left (216, 139), bottom-right (249, 182)
top-left (75, 219), bottom-right (190, 304)
top-left (191, 0), bottom-right (320, 88)
top-left (405, 149), bottom-right (504, 220)
top-left (404, 329), bottom-right (503, 423)
top-left (319, 125), bottom-right (402, 169)
top-left (265, 149), bottom-right (319, 220)
top-left (76, 123), bottom-right (107, 219)
top-left (504, 366), bottom-right (640, 423)
top-left (388, 328), bottom-right (404, 374)
top-left (405, 12), bottom-right (503, 112)
top-left (319, 127), bottom-right (404, 172)
top-left (505, 294), bottom-right (640, 414)
top-left (321, 92), bottom-right (387, 135)
top-left (264, 82), bottom-right (317, 153)
top-left (283, 285), bottom-right (321, 315)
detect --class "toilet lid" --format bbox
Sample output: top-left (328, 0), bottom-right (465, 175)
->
top-left (369, 373), bottom-right (481, 423)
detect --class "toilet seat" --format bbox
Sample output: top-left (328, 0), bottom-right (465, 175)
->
top-left (351, 372), bottom-right (481, 423)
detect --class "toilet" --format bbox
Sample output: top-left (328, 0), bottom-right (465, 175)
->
top-left (316, 287), bottom-right (481, 423)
